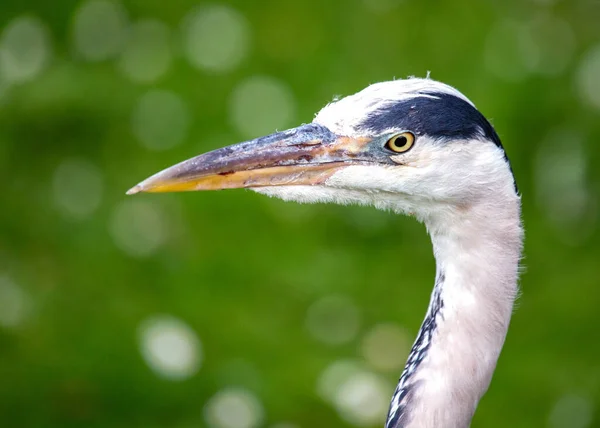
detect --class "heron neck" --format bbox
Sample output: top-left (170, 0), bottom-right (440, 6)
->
top-left (387, 195), bottom-right (523, 428)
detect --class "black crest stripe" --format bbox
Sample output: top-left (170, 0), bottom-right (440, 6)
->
top-left (358, 91), bottom-right (517, 193)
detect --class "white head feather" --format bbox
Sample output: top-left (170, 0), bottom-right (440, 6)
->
top-left (256, 77), bottom-right (516, 225)
top-left (313, 78), bottom-right (475, 136)
top-left (258, 78), bottom-right (523, 428)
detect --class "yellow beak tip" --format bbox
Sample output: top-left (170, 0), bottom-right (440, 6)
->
top-left (126, 185), bottom-right (143, 195)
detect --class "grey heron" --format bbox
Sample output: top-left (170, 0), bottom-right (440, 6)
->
top-left (128, 78), bottom-right (523, 428)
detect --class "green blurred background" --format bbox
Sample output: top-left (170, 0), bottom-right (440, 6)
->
top-left (1, 0), bottom-right (599, 427)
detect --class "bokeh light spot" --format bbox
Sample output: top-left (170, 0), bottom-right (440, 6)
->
top-left (132, 89), bottom-right (190, 151)
top-left (109, 199), bottom-right (168, 257)
top-left (139, 315), bottom-right (201, 380)
top-left (317, 360), bottom-right (363, 402)
top-left (361, 323), bottom-right (410, 372)
top-left (0, 75), bottom-right (9, 104)
top-left (521, 13), bottom-right (575, 76)
top-left (548, 394), bottom-right (594, 428)
top-left (230, 75), bottom-right (295, 138)
top-left (317, 360), bottom-right (389, 426)
top-left (534, 128), bottom-right (597, 245)
top-left (334, 370), bottom-right (389, 426)
top-left (182, 5), bottom-right (250, 73)
top-left (204, 387), bottom-right (264, 428)
top-left (484, 20), bottom-right (531, 82)
top-left (269, 424), bottom-right (299, 428)
top-left (118, 19), bottom-right (172, 84)
top-left (52, 158), bottom-right (103, 220)
top-left (0, 276), bottom-right (30, 328)
top-left (484, 14), bottom-right (574, 80)
top-left (0, 15), bottom-right (52, 84)
top-left (71, 0), bottom-right (128, 61)
top-left (306, 295), bottom-right (360, 345)
top-left (576, 43), bottom-right (600, 111)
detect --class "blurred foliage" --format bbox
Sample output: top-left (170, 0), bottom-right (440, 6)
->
top-left (1, 0), bottom-right (600, 427)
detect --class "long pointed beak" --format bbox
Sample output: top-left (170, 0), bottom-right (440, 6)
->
top-left (127, 124), bottom-right (373, 195)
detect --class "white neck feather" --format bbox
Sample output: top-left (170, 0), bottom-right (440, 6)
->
top-left (253, 138), bottom-right (523, 428)
top-left (387, 189), bottom-right (523, 428)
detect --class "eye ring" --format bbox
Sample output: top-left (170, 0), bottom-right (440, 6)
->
top-left (386, 132), bottom-right (415, 153)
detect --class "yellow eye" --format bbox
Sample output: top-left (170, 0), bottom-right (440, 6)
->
top-left (386, 132), bottom-right (415, 153)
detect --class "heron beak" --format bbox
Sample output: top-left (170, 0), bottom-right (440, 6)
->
top-left (127, 124), bottom-right (372, 194)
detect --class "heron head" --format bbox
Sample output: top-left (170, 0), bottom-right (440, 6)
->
top-left (128, 78), bottom-right (516, 220)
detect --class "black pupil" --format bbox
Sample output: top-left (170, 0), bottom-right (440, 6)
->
top-left (394, 136), bottom-right (407, 147)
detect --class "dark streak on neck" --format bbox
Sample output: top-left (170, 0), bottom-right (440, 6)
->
top-left (385, 270), bottom-right (445, 428)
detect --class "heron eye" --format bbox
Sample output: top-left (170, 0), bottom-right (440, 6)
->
top-left (386, 132), bottom-right (415, 153)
